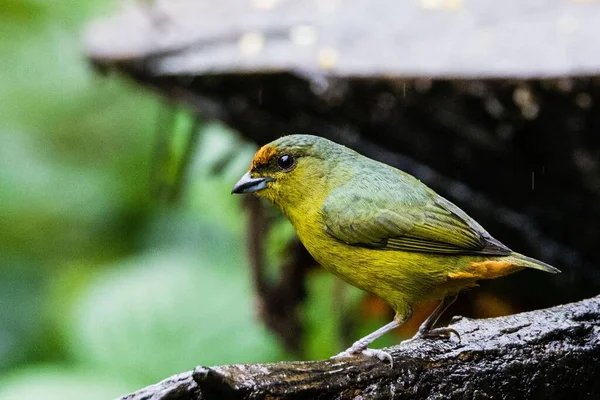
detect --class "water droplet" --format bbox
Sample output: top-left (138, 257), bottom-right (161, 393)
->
top-left (290, 24), bottom-right (317, 46)
top-left (318, 47), bottom-right (339, 70)
top-left (238, 32), bottom-right (265, 56)
top-left (575, 93), bottom-right (592, 109)
top-left (420, 0), bottom-right (463, 11)
top-left (252, 0), bottom-right (279, 10)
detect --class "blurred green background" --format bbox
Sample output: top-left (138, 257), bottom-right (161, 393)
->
top-left (0, 0), bottom-right (264, 398)
top-left (0, 1), bottom-right (392, 398)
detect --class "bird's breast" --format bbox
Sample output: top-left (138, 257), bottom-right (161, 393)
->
top-left (288, 209), bottom-right (471, 309)
top-left (291, 212), bottom-right (411, 305)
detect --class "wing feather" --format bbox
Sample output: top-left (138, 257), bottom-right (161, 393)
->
top-left (322, 186), bottom-right (510, 256)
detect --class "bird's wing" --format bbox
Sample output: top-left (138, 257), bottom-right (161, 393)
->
top-left (322, 187), bottom-right (511, 255)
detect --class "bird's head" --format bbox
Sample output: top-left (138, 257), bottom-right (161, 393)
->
top-left (232, 134), bottom-right (351, 211)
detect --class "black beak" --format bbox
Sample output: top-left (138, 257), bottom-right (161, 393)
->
top-left (231, 172), bottom-right (272, 194)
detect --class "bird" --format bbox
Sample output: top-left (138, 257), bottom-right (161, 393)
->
top-left (231, 134), bottom-right (560, 364)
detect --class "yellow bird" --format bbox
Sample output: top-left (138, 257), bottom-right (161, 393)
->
top-left (232, 134), bottom-right (560, 363)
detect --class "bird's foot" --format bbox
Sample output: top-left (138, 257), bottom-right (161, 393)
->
top-left (331, 347), bottom-right (394, 367)
top-left (411, 327), bottom-right (461, 342)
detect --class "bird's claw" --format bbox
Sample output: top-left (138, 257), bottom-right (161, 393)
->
top-left (413, 327), bottom-right (461, 342)
top-left (331, 348), bottom-right (394, 367)
top-left (361, 348), bottom-right (394, 366)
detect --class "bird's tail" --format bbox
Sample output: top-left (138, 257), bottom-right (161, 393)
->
top-left (509, 252), bottom-right (561, 274)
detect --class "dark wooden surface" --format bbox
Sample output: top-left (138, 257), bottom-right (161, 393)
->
top-left (85, 0), bottom-right (600, 78)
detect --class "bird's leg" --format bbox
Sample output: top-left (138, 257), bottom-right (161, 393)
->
top-left (331, 311), bottom-right (411, 366)
top-left (412, 293), bottom-right (460, 341)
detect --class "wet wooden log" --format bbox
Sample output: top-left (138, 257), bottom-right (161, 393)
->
top-left (120, 295), bottom-right (600, 399)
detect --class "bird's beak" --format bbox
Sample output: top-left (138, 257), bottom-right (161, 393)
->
top-left (231, 171), bottom-right (272, 194)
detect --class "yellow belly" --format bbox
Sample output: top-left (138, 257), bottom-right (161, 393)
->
top-left (292, 215), bottom-right (477, 313)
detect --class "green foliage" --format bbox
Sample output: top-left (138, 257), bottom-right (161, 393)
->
top-left (301, 274), bottom-right (388, 360)
top-left (0, 0), bottom-right (159, 376)
top-left (302, 273), bottom-right (341, 359)
top-left (0, 267), bottom-right (46, 370)
top-left (0, 366), bottom-right (133, 400)
top-left (67, 245), bottom-right (283, 384)
top-left (0, 0), bottom-right (284, 393)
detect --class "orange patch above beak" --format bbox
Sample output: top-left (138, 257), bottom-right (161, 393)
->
top-left (250, 145), bottom-right (277, 171)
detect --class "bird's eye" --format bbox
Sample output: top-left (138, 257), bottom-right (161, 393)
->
top-left (277, 154), bottom-right (296, 171)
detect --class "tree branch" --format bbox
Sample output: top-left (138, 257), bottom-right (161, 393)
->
top-left (120, 295), bottom-right (600, 399)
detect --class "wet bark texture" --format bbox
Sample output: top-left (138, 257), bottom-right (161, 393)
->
top-left (120, 295), bottom-right (600, 400)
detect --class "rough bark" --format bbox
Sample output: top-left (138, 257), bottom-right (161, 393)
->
top-left (120, 295), bottom-right (600, 400)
